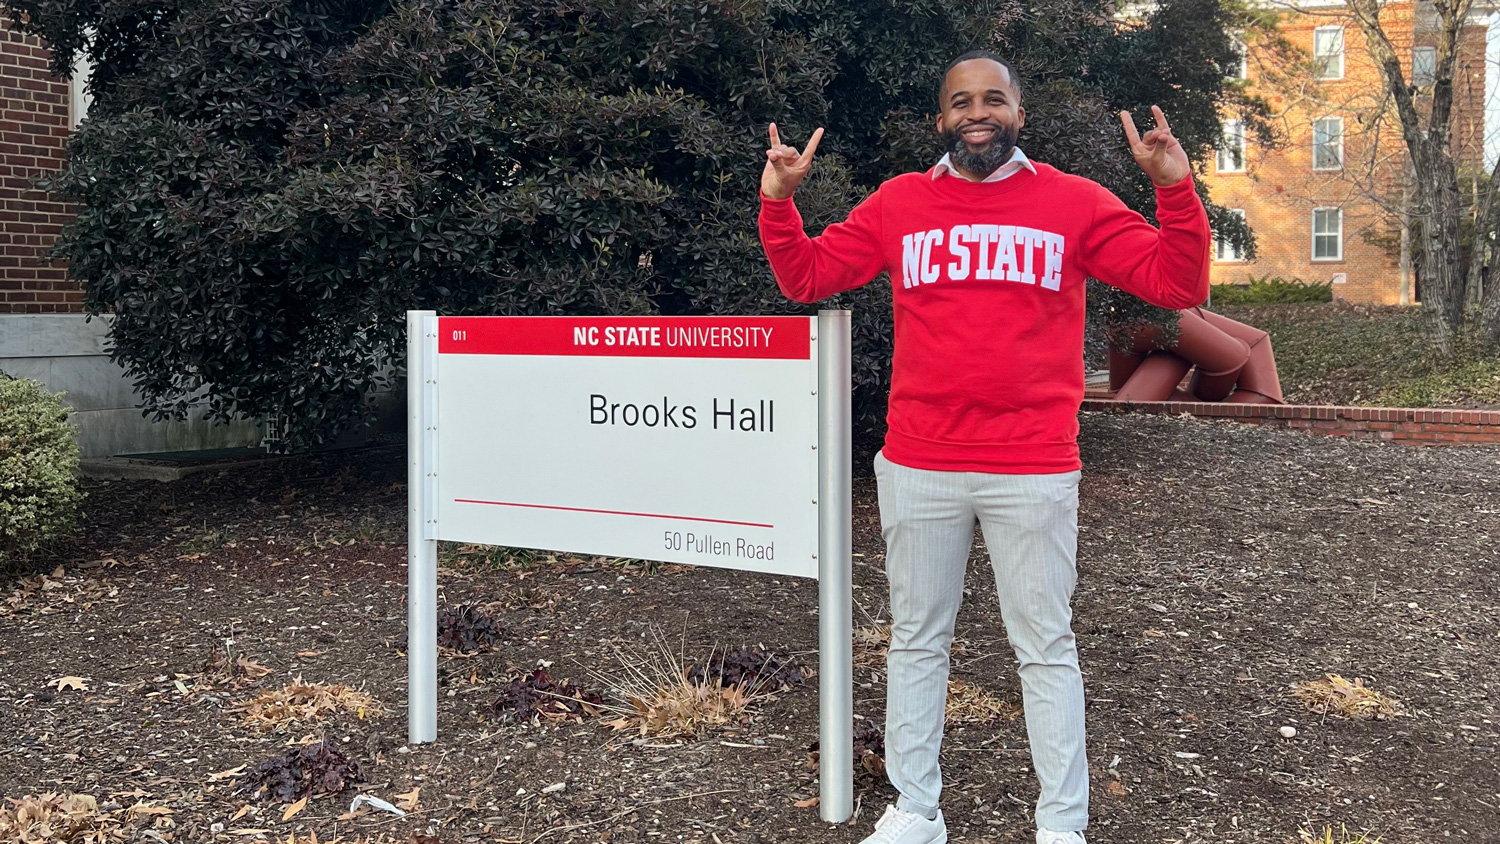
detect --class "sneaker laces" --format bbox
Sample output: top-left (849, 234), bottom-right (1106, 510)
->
top-left (867, 805), bottom-right (919, 843)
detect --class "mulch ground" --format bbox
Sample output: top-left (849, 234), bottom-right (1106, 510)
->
top-left (3, 413), bottom-right (1498, 844)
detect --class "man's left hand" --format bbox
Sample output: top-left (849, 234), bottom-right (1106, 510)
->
top-left (1119, 105), bottom-right (1191, 188)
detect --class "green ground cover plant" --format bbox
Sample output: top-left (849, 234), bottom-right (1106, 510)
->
top-left (1214, 303), bottom-right (1500, 407)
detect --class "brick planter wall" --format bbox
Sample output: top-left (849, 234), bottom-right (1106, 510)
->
top-left (1081, 399), bottom-right (1500, 445)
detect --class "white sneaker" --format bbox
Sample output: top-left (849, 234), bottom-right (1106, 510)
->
top-left (858, 804), bottom-right (947, 844)
top-left (1036, 829), bottom-right (1086, 844)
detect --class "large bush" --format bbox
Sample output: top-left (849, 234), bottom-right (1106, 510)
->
top-left (0, 375), bottom-right (82, 567)
top-left (12, 0), bottom-right (1266, 454)
top-left (1211, 275), bottom-right (1334, 305)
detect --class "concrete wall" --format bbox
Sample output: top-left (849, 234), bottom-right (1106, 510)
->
top-left (0, 313), bottom-right (261, 457)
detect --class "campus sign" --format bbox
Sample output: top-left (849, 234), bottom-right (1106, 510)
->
top-left (406, 310), bottom-right (854, 823)
top-left (431, 315), bottom-right (819, 579)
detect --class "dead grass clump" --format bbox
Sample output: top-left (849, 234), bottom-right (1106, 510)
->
top-left (597, 630), bottom-right (794, 739)
top-left (202, 641), bottom-right (275, 685)
top-left (238, 678), bottom-right (383, 731)
top-left (0, 792), bottom-right (172, 843)
top-left (851, 624), bottom-right (970, 666)
top-left (852, 624), bottom-right (890, 666)
top-left (945, 679), bottom-right (1022, 725)
top-left (605, 675), bottom-right (760, 739)
top-left (1290, 674), bottom-right (1401, 720)
top-left (1299, 824), bottom-right (1382, 843)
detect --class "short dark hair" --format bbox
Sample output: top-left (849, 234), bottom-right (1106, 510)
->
top-left (936, 50), bottom-right (1023, 110)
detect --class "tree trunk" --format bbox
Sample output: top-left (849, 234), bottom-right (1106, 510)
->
top-left (1399, 179), bottom-right (1413, 306)
top-left (1417, 161), bottom-right (1466, 355)
top-left (1485, 265), bottom-right (1500, 345)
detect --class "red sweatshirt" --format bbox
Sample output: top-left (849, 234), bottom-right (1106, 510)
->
top-left (759, 161), bottom-right (1210, 474)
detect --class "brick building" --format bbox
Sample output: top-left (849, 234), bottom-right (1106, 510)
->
top-left (1201, 1), bottom-right (1498, 304)
top-left (0, 18), bottom-right (82, 314)
top-left (0, 17), bottom-right (259, 457)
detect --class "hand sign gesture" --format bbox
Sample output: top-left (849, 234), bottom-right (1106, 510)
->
top-left (1119, 105), bottom-right (1191, 188)
top-left (762, 123), bottom-right (824, 200)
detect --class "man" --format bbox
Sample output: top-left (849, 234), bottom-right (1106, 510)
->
top-left (757, 51), bottom-right (1209, 844)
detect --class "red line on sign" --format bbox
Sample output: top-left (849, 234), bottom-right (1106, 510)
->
top-left (453, 498), bottom-right (774, 529)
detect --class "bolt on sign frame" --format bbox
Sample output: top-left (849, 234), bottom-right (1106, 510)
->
top-left (406, 310), bottom-right (854, 823)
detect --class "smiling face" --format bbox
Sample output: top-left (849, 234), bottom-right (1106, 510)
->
top-left (936, 58), bottom-right (1025, 180)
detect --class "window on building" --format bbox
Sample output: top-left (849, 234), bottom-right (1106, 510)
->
top-left (1224, 36), bottom-right (1248, 80)
top-left (1313, 207), bottom-right (1343, 261)
top-left (1416, 0), bottom-right (1439, 30)
top-left (69, 48), bottom-right (93, 129)
top-left (1313, 117), bottom-right (1343, 170)
top-left (1314, 26), bottom-right (1345, 80)
top-left (1412, 46), bottom-right (1437, 87)
top-left (1217, 119), bottom-right (1246, 172)
top-left (1215, 209), bottom-right (1247, 262)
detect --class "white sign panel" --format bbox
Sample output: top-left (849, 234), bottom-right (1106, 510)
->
top-left (429, 316), bottom-right (820, 579)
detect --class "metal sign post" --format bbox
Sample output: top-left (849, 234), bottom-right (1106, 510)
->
top-left (405, 309), bottom-right (853, 822)
top-left (407, 310), bottom-right (438, 744)
top-left (816, 310), bottom-right (853, 824)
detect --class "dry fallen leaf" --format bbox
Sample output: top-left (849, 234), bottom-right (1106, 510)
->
top-left (237, 657), bottom-right (274, 678)
top-left (230, 805), bottom-right (251, 822)
top-left (1106, 781), bottom-right (1128, 798)
top-left (209, 765), bottom-right (248, 783)
top-left (52, 676), bottom-right (90, 692)
top-left (237, 678), bottom-right (383, 731)
top-left (793, 796), bottom-right (820, 809)
top-left (281, 796), bottom-right (308, 821)
top-left (294, 651), bottom-right (321, 659)
top-left (128, 804), bottom-right (173, 817)
top-left (394, 788), bottom-right (420, 812)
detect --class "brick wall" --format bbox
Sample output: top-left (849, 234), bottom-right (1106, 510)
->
top-left (0, 19), bottom-right (80, 314)
top-left (1081, 400), bottom-right (1500, 445)
top-left (1202, 2), bottom-right (1490, 306)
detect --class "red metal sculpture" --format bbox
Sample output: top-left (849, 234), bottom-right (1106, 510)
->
top-left (1107, 307), bottom-right (1284, 404)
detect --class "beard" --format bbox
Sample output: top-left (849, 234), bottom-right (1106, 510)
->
top-left (940, 121), bottom-right (1019, 178)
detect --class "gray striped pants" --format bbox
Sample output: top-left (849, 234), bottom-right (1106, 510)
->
top-left (873, 451), bottom-right (1088, 832)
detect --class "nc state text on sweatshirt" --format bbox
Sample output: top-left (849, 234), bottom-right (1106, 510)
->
top-left (900, 225), bottom-right (1067, 289)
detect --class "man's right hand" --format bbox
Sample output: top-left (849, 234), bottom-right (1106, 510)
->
top-left (761, 123), bottom-right (823, 200)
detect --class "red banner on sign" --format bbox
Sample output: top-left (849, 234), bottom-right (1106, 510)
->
top-left (437, 316), bottom-right (812, 360)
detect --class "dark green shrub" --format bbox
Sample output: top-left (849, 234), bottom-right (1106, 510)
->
top-left (13, 0), bottom-right (1265, 455)
top-left (0, 375), bottom-right (82, 567)
top-left (1211, 275), bottom-right (1334, 305)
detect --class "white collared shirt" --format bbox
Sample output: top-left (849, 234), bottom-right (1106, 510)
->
top-left (932, 147), bottom-right (1036, 183)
